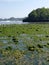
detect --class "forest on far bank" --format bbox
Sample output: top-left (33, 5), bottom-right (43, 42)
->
top-left (23, 7), bottom-right (49, 22)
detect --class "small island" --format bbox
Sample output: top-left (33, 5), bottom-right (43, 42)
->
top-left (23, 7), bottom-right (49, 22)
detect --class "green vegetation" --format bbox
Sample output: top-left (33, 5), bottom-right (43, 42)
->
top-left (0, 24), bottom-right (49, 65)
top-left (23, 7), bottom-right (49, 22)
top-left (37, 44), bottom-right (43, 48)
top-left (5, 46), bottom-right (12, 50)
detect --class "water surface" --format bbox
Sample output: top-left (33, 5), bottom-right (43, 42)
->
top-left (0, 21), bottom-right (28, 25)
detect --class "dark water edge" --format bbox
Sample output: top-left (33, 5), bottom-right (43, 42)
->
top-left (28, 22), bottom-right (49, 24)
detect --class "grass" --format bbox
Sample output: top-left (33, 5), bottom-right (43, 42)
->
top-left (0, 24), bottom-right (49, 36)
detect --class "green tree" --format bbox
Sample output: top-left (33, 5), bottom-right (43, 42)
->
top-left (23, 7), bottom-right (49, 22)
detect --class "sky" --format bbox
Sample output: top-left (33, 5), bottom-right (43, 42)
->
top-left (0, 0), bottom-right (49, 18)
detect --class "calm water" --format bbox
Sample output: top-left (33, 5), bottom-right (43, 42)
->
top-left (0, 21), bottom-right (28, 25)
top-left (0, 21), bottom-right (49, 25)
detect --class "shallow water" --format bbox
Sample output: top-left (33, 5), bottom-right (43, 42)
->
top-left (0, 34), bottom-right (49, 65)
top-left (0, 21), bottom-right (28, 25)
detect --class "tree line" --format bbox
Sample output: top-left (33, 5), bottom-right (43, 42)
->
top-left (23, 7), bottom-right (49, 22)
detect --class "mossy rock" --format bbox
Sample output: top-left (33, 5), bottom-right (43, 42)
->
top-left (45, 35), bottom-right (49, 37)
top-left (37, 44), bottom-right (43, 48)
top-left (12, 36), bottom-right (18, 44)
top-left (36, 47), bottom-right (43, 53)
top-left (47, 43), bottom-right (49, 45)
top-left (28, 46), bottom-right (35, 51)
top-left (5, 46), bottom-right (12, 50)
top-left (13, 50), bottom-right (23, 59)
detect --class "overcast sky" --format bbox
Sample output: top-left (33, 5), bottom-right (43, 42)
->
top-left (0, 0), bottom-right (49, 18)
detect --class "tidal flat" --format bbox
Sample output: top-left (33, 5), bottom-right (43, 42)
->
top-left (0, 23), bottom-right (49, 65)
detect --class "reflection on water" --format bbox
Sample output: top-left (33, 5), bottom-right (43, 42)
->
top-left (0, 21), bottom-right (28, 25)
